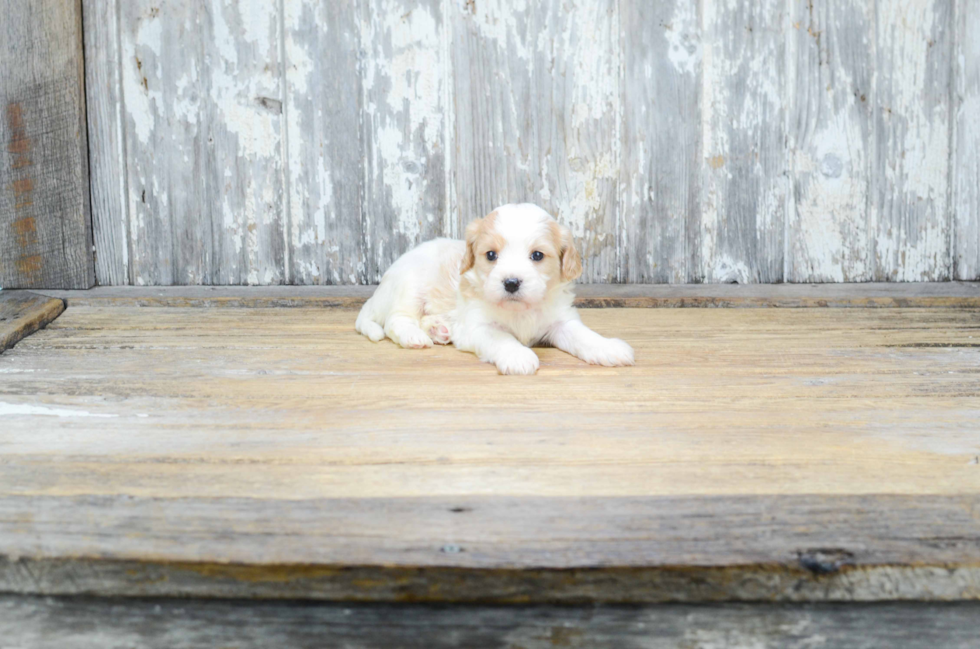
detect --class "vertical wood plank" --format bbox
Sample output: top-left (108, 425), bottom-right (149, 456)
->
top-left (620, 0), bottom-right (701, 283)
top-left (284, 0), bottom-right (365, 285)
top-left (700, 0), bottom-right (787, 284)
top-left (120, 1), bottom-right (285, 286)
top-left (873, 0), bottom-right (952, 281)
top-left (120, 1), bottom-right (210, 285)
top-left (953, 0), bottom-right (980, 279)
top-left (359, 0), bottom-right (451, 283)
top-left (83, 0), bottom-right (130, 286)
top-left (452, 0), bottom-right (621, 283)
top-left (0, 0), bottom-right (94, 289)
top-left (786, 0), bottom-right (874, 282)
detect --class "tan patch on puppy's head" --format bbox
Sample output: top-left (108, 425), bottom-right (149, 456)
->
top-left (461, 210), bottom-right (504, 275)
top-left (549, 221), bottom-right (582, 282)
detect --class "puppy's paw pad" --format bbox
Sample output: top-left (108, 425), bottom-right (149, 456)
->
top-left (495, 348), bottom-right (540, 375)
top-left (583, 339), bottom-right (635, 367)
top-left (428, 324), bottom-right (452, 345)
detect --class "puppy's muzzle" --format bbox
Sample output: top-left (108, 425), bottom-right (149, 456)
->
top-left (503, 278), bottom-right (522, 294)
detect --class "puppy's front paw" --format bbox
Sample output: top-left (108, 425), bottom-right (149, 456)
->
top-left (580, 338), bottom-right (635, 367)
top-left (397, 329), bottom-right (434, 349)
top-left (495, 347), bottom-right (540, 375)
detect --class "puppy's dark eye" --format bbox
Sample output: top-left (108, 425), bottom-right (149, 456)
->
top-left (486, 251), bottom-right (497, 262)
top-left (531, 251), bottom-right (544, 262)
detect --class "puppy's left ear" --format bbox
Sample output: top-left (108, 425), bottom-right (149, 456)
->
top-left (558, 225), bottom-right (582, 282)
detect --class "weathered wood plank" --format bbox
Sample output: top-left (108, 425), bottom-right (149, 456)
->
top-left (873, 0), bottom-right (952, 281)
top-left (0, 0), bottom-right (93, 289)
top-left (786, 0), bottom-right (874, 282)
top-left (452, 0), bottom-right (620, 282)
top-left (0, 292), bottom-right (64, 353)
top-left (700, 0), bottom-right (787, 283)
top-left (120, 1), bottom-right (285, 285)
top-left (620, 0), bottom-right (701, 283)
top-left (3, 598), bottom-right (979, 649)
top-left (359, 0), bottom-right (451, 283)
top-left (1, 306), bottom-right (980, 601)
top-left (0, 496), bottom-right (979, 602)
top-left (284, 0), bottom-right (364, 285)
top-left (953, 0), bottom-right (980, 280)
top-left (29, 282), bottom-right (980, 309)
top-left (83, 0), bottom-right (130, 286)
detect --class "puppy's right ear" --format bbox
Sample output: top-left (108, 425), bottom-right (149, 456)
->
top-left (460, 218), bottom-right (484, 274)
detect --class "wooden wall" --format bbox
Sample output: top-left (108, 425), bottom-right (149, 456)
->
top-left (1, 0), bottom-right (94, 289)
top-left (82, 0), bottom-right (980, 285)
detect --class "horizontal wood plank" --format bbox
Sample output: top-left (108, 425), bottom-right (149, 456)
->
top-left (2, 597), bottom-right (979, 648)
top-left (1, 304), bottom-right (979, 601)
top-left (28, 282), bottom-right (980, 309)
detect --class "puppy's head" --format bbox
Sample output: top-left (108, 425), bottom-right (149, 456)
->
top-left (460, 203), bottom-right (581, 311)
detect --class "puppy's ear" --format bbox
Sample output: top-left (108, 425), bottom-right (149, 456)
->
top-left (460, 218), bottom-right (483, 274)
top-left (558, 225), bottom-right (582, 282)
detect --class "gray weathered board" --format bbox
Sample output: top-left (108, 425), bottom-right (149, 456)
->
top-left (2, 598), bottom-right (979, 649)
top-left (82, 0), bottom-right (980, 286)
top-left (0, 0), bottom-right (94, 289)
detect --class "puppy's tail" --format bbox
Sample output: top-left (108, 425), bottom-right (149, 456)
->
top-left (355, 297), bottom-right (386, 342)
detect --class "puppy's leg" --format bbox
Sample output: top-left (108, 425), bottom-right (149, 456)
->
top-left (385, 315), bottom-right (434, 349)
top-left (455, 325), bottom-right (539, 375)
top-left (420, 314), bottom-right (452, 345)
top-left (355, 299), bottom-right (386, 342)
top-left (547, 318), bottom-right (634, 367)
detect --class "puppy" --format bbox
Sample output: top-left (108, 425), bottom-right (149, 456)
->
top-left (355, 203), bottom-right (634, 375)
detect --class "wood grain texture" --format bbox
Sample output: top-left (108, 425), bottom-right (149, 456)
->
top-left (873, 0), bottom-right (952, 281)
top-left (786, 0), bottom-right (874, 282)
top-left (29, 282), bottom-right (980, 309)
top-left (3, 599), bottom-right (980, 649)
top-left (284, 0), bottom-right (364, 285)
top-left (83, 0), bottom-right (130, 286)
top-left (1, 305), bottom-right (979, 601)
top-left (953, 0), bottom-right (980, 280)
top-left (82, 0), bottom-right (980, 285)
top-left (0, 292), bottom-right (64, 353)
top-left (452, 0), bottom-right (620, 282)
top-left (119, 0), bottom-right (286, 286)
top-left (620, 0), bottom-right (701, 283)
top-left (700, 0), bottom-right (788, 284)
top-left (0, 0), bottom-right (94, 289)
top-left (360, 0), bottom-right (451, 282)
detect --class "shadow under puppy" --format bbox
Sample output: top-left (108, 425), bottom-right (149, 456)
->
top-left (356, 203), bottom-right (634, 375)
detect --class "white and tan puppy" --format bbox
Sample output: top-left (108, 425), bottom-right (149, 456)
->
top-left (355, 203), bottom-right (634, 375)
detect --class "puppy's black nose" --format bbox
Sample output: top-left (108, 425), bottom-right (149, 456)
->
top-left (503, 278), bottom-right (522, 294)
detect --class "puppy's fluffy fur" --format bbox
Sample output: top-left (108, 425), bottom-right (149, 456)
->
top-left (355, 203), bottom-right (634, 375)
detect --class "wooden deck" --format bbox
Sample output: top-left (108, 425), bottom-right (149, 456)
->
top-left (1, 287), bottom-right (979, 604)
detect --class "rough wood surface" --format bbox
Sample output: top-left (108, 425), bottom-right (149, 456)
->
top-left (1, 305), bottom-right (979, 601)
top-left (620, 0), bottom-right (701, 283)
top-left (874, 0), bottom-right (952, 281)
top-left (82, 0), bottom-right (980, 285)
top-left (453, 0), bottom-right (620, 282)
top-left (3, 598), bottom-right (980, 649)
top-left (31, 282), bottom-right (980, 309)
top-left (0, 0), bottom-right (93, 289)
top-left (0, 292), bottom-right (64, 353)
top-left (954, 0), bottom-right (980, 280)
top-left (786, 0), bottom-right (873, 282)
top-left (700, 0), bottom-right (786, 283)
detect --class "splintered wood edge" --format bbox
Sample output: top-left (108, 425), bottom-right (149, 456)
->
top-left (32, 282), bottom-right (980, 309)
top-left (0, 292), bottom-right (66, 353)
